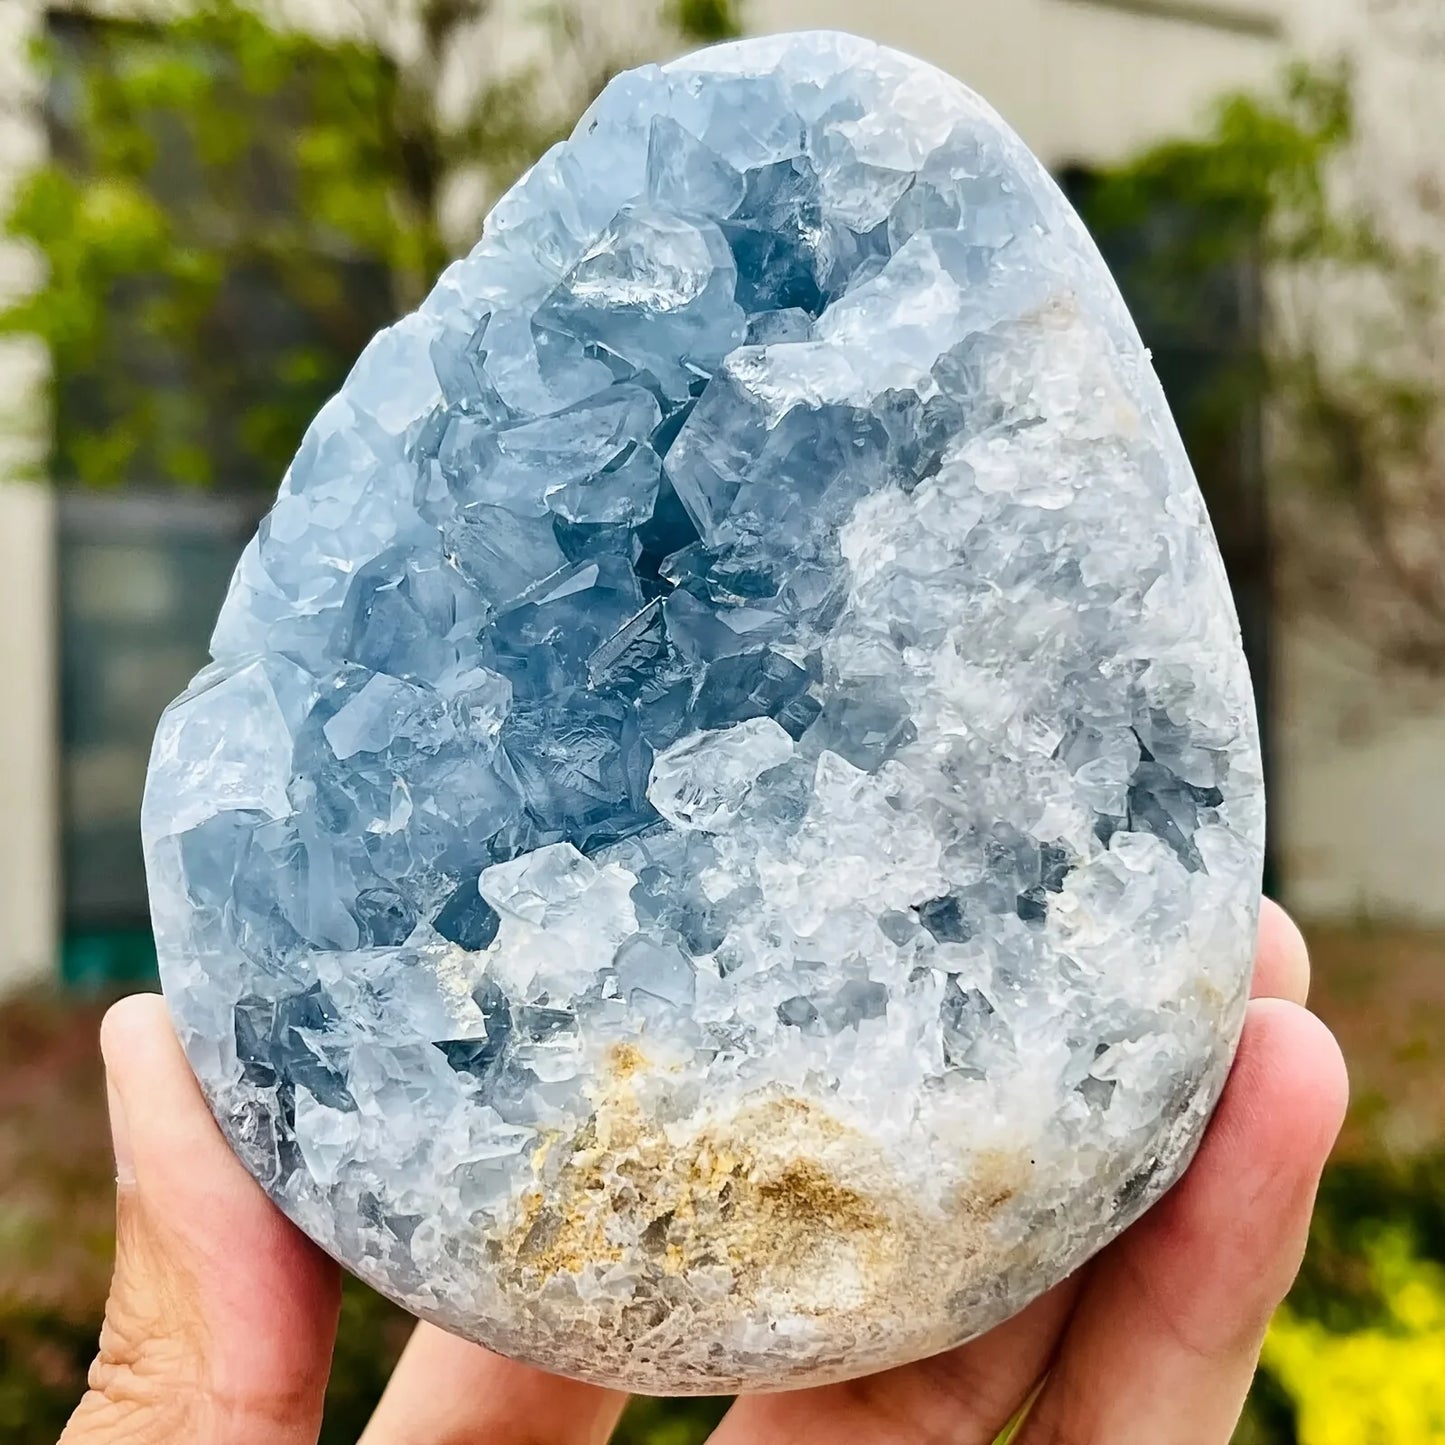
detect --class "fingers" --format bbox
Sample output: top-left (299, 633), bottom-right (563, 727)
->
top-left (358, 1322), bottom-right (627, 1445)
top-left (61, 994), bottom-right (341, 1445)
top-left (1252, 898), bottom-right (1311, 1004)
top-left (65, 901), bottom-right (1303, 1445)
top-left (711, 1279), bottom-right (1080, 1445)
top-left (1013, 998), bottom-right (1348, 1445)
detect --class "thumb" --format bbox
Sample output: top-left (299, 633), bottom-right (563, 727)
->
top-left (61, 994), bottom-right (341, 1445)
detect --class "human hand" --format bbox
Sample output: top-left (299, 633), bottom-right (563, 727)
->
top-left (61, 899), bottom-right (1345, 1445)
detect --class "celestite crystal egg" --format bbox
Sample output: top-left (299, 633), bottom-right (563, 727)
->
top-left (142, 31), bottom-right (1264, 1393)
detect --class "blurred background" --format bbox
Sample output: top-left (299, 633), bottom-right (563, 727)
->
top-left (0, 0), bottom-right (1441, 1440)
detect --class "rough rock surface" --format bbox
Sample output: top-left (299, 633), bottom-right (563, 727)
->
top-left (142, 31), bottom-right (1264, 1393)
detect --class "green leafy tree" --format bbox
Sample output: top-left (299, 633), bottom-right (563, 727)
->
top-left (0, 0), bottom-right (742, 491)
top-left (1084, 45), bottom-right (1445, 674)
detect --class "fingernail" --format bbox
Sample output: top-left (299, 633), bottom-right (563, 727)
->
top-left (107, 1073), bottom-right (136, 1188)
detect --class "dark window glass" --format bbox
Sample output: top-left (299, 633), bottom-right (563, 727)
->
top-left (58, 493), bottom-right (264, 982)
top-left (1062, 165), bottom-right (1274, 886)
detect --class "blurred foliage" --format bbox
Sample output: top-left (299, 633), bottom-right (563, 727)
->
top-left (663, 0), bottom-right (742, 43)
top-left (1085, 60), bottom-right (1445, 674)
top-left (617, 1395), bottom-right (732, 1445)
top-left (1242, 1155), bottom-right (1445, 1444)
top-left (0, 0), bottom-right (741, 491)
top-left (1086, 64), bottom-right (1370, 302)
top-left (0, 1306), bottom-right (93, 1441)
top-left (1265, 1230), bottom-right (1445, 1443)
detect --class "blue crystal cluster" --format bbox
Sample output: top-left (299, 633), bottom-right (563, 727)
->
top-left (143, 32), bottom-right (1264, 1393)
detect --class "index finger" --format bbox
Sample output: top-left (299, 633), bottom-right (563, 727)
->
top-left (63, 994), bottom-right (341, 1445)
top-left (358, 1323), bottom-right (628, 1445)
top-left (1252, 898), bottom-right (1311, 1005)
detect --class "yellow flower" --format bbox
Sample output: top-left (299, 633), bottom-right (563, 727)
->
top-left (1262, 1230), bottom-right (1445, 1445)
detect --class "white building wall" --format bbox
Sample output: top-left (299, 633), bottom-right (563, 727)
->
top-left (0, 483), bottom-right (59, 992)
top-left (1270, 0), bottom-right (1445, 922)
top-left (755, 0), bottom-right (1282, 163)
top-left (1277, 627), bottom-right (1445, 922)
top-left (0, 0), bottom-right (58, 991)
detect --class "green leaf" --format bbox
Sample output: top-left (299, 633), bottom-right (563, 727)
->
top-left (2, 0), bottom-right (753, 492)
top-left (665, 0), bottom-right (745, 42)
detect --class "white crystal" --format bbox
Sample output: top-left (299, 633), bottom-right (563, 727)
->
top-left (142, 31), bottom-right (1264, 1396)
top-left (646, 718), bottom-right (795, 831)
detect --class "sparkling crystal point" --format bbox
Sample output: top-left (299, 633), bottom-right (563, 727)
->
top-left (143, 30), bottom-right (1264, 1393)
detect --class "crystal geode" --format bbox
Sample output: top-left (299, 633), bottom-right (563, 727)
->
top-left (142, 31), bottom-right (1264, 1393)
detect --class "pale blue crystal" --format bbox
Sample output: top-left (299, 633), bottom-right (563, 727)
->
top-left (143, 31), bottom-right (1264, 1394)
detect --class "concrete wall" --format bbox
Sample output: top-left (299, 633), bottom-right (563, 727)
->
top-left (1277, 623), bottom-right (1445, 923)
top-left (0, 483), bottom-right (59, 992)
top-left (0, 0), bottom-right (59, 991)
top-left (755, 0), bottom-right (1282, 163)
top-left (1265, 0), bottom-right (1445, 923)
